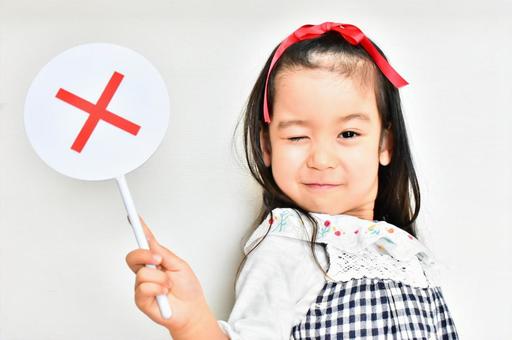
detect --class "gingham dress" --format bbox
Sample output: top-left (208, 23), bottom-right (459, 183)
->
top-left (290, 277), bottom-right (458, 339)
top-left (218, 208), bottom-right (459, 340)
top-left (282, 210), bottom-right (460, 340)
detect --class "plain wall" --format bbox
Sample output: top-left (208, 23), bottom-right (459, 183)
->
top-left (0, 1), bottom-right (510, 339)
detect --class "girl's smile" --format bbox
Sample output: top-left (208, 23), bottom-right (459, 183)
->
top-left (304, 183), bottom-right (341, 190)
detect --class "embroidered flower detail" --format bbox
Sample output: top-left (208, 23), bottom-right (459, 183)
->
top-left (319, 224), bottom-right (330, 238)
top-left (354, 229), bottom-right (360, 234)
top-left (270, 210), bottom-right (291, 232)
top-left (318, 220), bottom-right (346, 238)
top-left (382, 237), bottom-right (396, 245)
top-left (387, 227), bottom-right (395, 233)
top-left (367, 224), bottom-right (380, 236)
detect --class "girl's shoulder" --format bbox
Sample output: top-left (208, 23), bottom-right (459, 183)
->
top-left (244, 207), bottom-right (444, 287)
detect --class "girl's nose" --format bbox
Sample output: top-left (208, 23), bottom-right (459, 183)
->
top-left (306, 142), bottom-right (337, 170)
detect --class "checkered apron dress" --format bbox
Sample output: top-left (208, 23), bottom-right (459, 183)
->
top-left (247, 208), bottom-right (459, 340)
top-left (290, 277), bottom-right (459, 339)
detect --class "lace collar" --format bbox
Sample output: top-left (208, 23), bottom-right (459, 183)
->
top-left (245, 208), bottom-right (434, 262)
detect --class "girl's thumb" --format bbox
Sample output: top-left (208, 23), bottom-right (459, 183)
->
top-left (138, 216), bottom-right (158, 243)
top-left (126, 214), bottom-right (158, 243)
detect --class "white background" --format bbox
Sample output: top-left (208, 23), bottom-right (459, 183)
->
top-left (0, 1), bottom-right (510, 339)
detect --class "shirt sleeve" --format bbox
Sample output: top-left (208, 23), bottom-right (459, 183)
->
top-left (217, 234), bottom-right (320, 340)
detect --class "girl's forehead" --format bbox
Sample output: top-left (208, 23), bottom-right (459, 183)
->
top-left (272, 67), bottom-right (379, 126)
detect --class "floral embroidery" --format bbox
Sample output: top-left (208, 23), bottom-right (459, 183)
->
top-left (319, 220), bottom-right (331, 238)
top-left (254, 209), bottom-right (435, 273)
top-left (366, 224), bottom-right (380, 236)
top-left (270, 210), bottom-right (291, 232)
top-left (267, 210), bottom-right (416, 245)
top-left (381, 237), bottom-right (396, 245)
top-left (317, 219), bottom-right (347, 238)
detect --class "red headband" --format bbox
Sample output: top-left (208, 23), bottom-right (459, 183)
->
top-left (263, 22), bottom-right (409, 123)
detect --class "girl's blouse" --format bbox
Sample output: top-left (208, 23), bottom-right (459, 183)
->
top-left (217, 208), bottom-right (456, 339)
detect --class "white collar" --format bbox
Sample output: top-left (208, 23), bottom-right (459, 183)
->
top-left (244, 207), bottom-right (436, 266)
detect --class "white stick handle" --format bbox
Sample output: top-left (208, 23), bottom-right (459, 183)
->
top-left (115, 175), bottom-right (172, 320)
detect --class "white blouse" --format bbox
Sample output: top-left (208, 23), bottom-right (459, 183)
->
top-left (217, 208), bottom-right (443, 340)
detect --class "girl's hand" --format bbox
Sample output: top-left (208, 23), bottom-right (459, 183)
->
top-left (125, 217), bottom-right (213, 335)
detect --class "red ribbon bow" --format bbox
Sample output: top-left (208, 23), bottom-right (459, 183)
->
top-left (263, 22), bottom-right (409, 123)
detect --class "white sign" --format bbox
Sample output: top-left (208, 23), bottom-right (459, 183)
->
top-left (25, 43), bottom-right (169, 181)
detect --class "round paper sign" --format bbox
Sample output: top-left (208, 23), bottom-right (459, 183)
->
top-left (25, 43), bottom-right (169, 181)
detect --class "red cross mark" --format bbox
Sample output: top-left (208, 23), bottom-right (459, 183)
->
top-left (55, 71), bottom-right (141, 153)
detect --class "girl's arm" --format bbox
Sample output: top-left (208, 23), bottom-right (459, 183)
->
top-left (218, 235), bottom-right (319, 339)
top-left (125, 217), bottom-right (229, 339)
top-left (126, 217), bottom-right (320, 339)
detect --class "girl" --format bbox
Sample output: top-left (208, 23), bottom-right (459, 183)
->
top-left (125, 22), bottom-right (459, 339)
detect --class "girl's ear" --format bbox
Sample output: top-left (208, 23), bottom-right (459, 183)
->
top-left (259, 130), bottom-right (272, 167)
top-left (379, 127), bottom-right (393, 166)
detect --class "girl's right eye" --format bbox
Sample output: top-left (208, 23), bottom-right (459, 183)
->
top-left (287, 136), bottom-right (307, 142)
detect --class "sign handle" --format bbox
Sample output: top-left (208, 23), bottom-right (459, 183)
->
top-left (115, 175), bottom-right (173, 320)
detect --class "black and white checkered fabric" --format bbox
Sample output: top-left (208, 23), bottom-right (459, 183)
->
top-left (290, 277), bottom-right (459, 339)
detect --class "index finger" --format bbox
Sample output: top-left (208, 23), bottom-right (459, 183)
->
top-left (125, 248), bottom-right (162, 273)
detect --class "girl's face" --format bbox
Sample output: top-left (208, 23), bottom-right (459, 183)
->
top-left (260, 67), bottom-right (393, 220)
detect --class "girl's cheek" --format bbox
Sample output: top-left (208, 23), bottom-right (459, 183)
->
top-left (284, 144), bottom-right (306, 157)
top-left (277, 145), bottom-right (308, 166)
top-left (350, 151), bottom-right (380, 186)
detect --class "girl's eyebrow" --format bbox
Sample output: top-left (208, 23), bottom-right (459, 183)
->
top-left (277, 113), bottom-right (371, 130)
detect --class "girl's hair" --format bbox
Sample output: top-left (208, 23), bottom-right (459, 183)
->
top-left (231, 30), bottom-right (421, 281)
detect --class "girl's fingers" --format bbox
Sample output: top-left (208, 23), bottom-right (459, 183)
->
top-left (135, 267), bottom-right (172, 289)
top-left (135, 282), bottom-right (169, 307)
top-left (127, 216), bottom-right (188, 272)
top-left (126, 214), bottom-right (159, 247)
top-left (126, 249), bottom-right (162, 273)
top-left (125, 244), bottom-right (185, 274)
top-left (151, 243), bottom-right (188, 272)
top-left (139, 217), bottom-right (188, 272)
top-left (139, 216), bottom-right (158, 244)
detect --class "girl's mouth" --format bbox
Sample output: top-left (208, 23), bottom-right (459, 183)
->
top-left (305, 183), bottom-right (340, 190)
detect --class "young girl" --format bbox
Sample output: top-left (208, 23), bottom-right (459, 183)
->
top-left (125, 22), bottom-right (459, 339)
